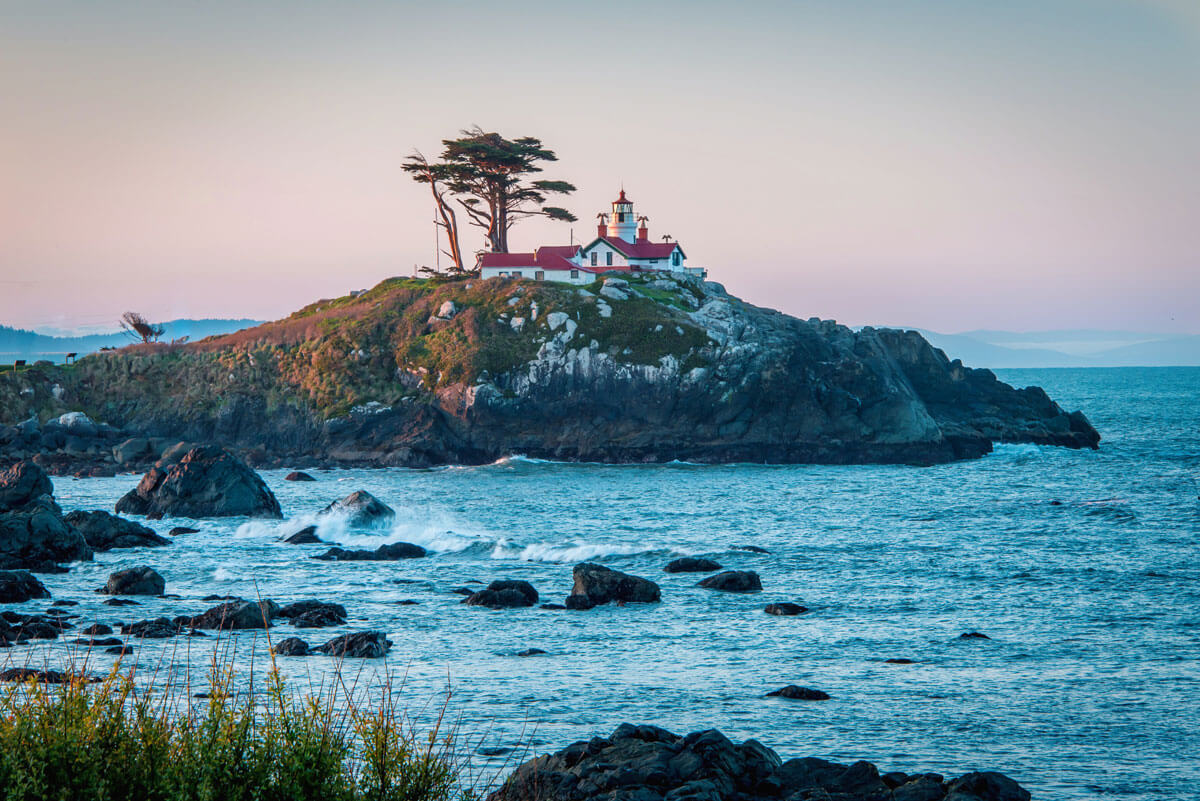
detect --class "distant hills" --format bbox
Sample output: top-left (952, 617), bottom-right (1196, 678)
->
top-left (915, 328), bottom-right (1200, 368)
top-left (0, 319), bottom-right (262, 363)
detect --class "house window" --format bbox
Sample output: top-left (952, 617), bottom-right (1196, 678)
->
top-left (672, 252), bottom-right (681, 267)
top-left (606, 252), bottom-right (613, 266)
top-left (570, 269), bottom-right (579, 279)
top-left (535, 270), bottom-right (544, 280)
top-left (512, 271), bottom-right (522, 278)
top-left (590, 253), bottom-right (597, 266)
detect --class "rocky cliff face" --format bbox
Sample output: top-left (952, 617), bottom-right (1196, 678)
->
top-left (0, 274), bottom-right (1098, 472)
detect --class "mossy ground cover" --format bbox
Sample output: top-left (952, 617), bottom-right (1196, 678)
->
top-left (0, 273), bottom-right (715, 424)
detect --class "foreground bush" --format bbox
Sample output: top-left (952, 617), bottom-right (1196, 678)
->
top-left (0, 656), bottom-right (458, 801)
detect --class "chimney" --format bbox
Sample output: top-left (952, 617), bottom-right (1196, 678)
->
top-left (637, 223), bottom-right (649, 243)
top-left (598, 222), bottom-right (607, 238)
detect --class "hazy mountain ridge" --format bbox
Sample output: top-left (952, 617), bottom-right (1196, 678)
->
top-left (916, 328), bottom-right (1200, 368)
top-left (0, 319), bottom-right (263, 360)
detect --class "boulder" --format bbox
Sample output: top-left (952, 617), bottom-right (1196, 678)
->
top-left (278, 600), bottom-right (347, 628)
top-left (112, 437), bottom-right (151, 465)
top-left (102, 566), bottom-right (165, 596)
top-left (281, 526), bottom-right (322, 545)
top-left (0, 570), bottom-right (50, 603)
top-left (0, 461), bottom-right (53, 512)
top-left (169, 527), bottom-right (199, 536)
top-left (64, 510), bottom-right (170, 551)
top-left (566, 563), bottom-right (661, 609)
top-left (285, 471), bottom-right (317, 482)
top-left (664, 557), bottom-right (723, 574)
top-left (314, 630), bottom-right (392, 658)
top-left (317, 490), bottom-right (395, 528)
top-left (313, 542), bottom-right (426, 561)
top-left (121, 617), bottom-right (183, 638)
top-left (0, 496), bottom-right (93, 572)
top-left (81, 623), bottom-right (113, 636)
top-left (0, 668), bottom-right (94, 684)
top-left (463, 580), bottom-right (539, 609)
top-left (945, 772), bottom-right (1031, 801)
top-left (272, 636), bottom-right (311, 656)
top-left (766, 685), bottom-right (830, 700)
top-left (698, 570), bottom-right (762, 593)
top-left (114, 445), bottom-right (282, 519)
top-left (187, 599), bottom-right (280, 630)
top-left (764, 602), bottom-right (808, 616)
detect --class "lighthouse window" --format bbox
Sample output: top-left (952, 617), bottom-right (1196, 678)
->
top-left (606, 252), bottom-right (613, 266)
top-left (617, 212), bottom-right (625, 223)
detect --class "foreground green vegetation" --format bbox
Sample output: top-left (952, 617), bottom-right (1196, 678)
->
top-left (0, 656), bottom-right (461, 801)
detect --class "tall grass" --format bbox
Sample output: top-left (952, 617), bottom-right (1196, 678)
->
top-left (0, 651), bottom-right (463, 801)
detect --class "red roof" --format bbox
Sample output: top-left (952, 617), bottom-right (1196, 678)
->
top-left (479, 245), bottom-right (610, 274)
top-left (585, 236), bottom-right (685, 261)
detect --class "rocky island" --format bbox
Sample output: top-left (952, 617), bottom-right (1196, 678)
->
top-left (0, 274), bottom-right (1098, 473)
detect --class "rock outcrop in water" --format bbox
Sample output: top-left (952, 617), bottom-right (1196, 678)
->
top-left (0, 462), bottom-right (92, 572)
top-left (567, 563), bottom-right (661, 609)
top-left (63, 510), bottom-right (170, 551)
top-left (0, 275), bottom-right (1099, 470)
top-left (489, 724), bottom-right (1033, 801)
top-left (115, 445), bottom-right (282, 519)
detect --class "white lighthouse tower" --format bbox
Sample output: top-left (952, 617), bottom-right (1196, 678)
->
top-left (606, 189), bottom-right (638, 242)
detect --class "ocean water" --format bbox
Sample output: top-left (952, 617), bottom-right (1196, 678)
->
top-left (11, 367), bottom-right (1199, 799)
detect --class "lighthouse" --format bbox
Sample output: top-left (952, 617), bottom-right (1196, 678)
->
top-left (606, 189), bottom-right (638, 242)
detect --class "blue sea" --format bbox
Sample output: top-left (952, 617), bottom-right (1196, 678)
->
top-left (15, 367), bottom-right (1200, 799)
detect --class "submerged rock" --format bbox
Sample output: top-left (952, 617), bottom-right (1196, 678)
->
top-left (63, 510), bottom-right (170, 551)
top-left (764, 602), bottom-right (808, 616)
top-left (314, 630), bottom-right (391, 658)
top-left (698, 570), bottom-right (762, 593)
top-left (566, 563), bottom-right (661, 609)
top-left (285, 471), bottom-right (317, 482)
top-left (317, 490), bottom-right (395, 528)
top-left (488, 724), bottom-right (1032, 801)
top-left (102, 566), bottom-right (165, 596)
top-left (960, 631), bottom-right (991, 640)
top-left (463, 580), bottom-right (539, 609)
top-left (664, 557), bottom-right (723, 573)
top-left (766, 685), bottom-right (830, 700)
top-left (115, 445), bottom-right (282, 519)
top-left (313, 542), bottom-right (426, 561)
top-left (169, 527), bottom-right (199, 536)
top-left (0, 570), bottom-right (50, 603)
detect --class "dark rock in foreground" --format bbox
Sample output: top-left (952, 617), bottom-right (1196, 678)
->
top-left (698, 570), bottom-right (762, 593)
top-left (278, 599), bottom-right (347, 628)
top-left (281, 526), bottom-right (322, 544)
top-left (0, 569), bottom-right (50, 603)
top-left (764, 602), bottom-right (808, 616)
top-left (115, 445), bottom-right (282, 519)
top-left (102, 566), bottom-right (165, 596)
top-left (0, 462), bottom-right (93, 572)
top-left (0, 668), bottom-right (97, 684)
top-left (271, 636), bottom-right (311, 656)
top-left (567, 563), bottom-right (661, 609)
top-left (767, 685), bottom-right (830, 700)
top-left (464, 580), bottom-right (539, 609)
top-left (489, 724), bottom-right (1032, 801)
top-left (187, 599), bottom-right (280, 630)
top-left (313, 542), bottom-right (426, 561)
top-left (318, 490), bottom-right (395, 528)
top-left (0, 462), bottom-right (52, 511)
top-left (664, 557), bottom-right (723, 573)
top-left (314, 630), bottom-right (391, 658)
top-left (64, 510), bottom-right (170, 551)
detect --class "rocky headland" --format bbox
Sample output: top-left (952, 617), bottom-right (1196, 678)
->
top-left (0, 274), bottom-right (1098, 474)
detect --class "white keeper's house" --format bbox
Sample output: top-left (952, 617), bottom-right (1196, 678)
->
top-left (477, 190), bottom-right (705, 283)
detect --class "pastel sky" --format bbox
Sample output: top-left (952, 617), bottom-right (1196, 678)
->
top-left (2, 0), bottom-right (1197, 334)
